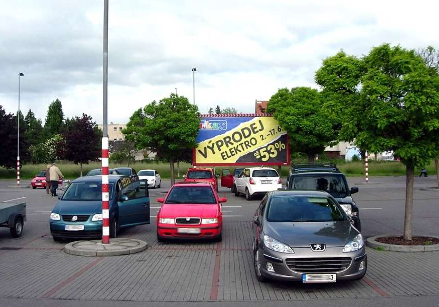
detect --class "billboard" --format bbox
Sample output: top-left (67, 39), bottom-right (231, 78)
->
top-left (194, 115), bottom-right (289, 166)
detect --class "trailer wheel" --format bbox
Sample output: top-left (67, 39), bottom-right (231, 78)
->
top-left (10, 216), bottom-right (24, 238)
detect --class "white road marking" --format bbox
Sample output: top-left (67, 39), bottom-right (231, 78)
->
top-left (361, 208), bottom-right (382, 210)
top-left (35, 211), bottom-right (52, 213)
top-left (1, 196), bottom-right (26, 203)
top-left (222, 206), bottom-right (242, 208)
top-left (151, 207), bottom-right (161, 209)
top-left (223, 215), bottom-right (242, 217)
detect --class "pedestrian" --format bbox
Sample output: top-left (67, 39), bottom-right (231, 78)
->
top-left (419, 168), bottom-right (428, 177)
top-left (49, 162), bottom-right (64, 197)
top-left (45, 164), bottom-right (52, 194)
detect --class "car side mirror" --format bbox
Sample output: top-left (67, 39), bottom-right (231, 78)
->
top-left (157, 197), bottom-right (164, 203)
top-left (253, 215), bottom-right (260, 226)
top-left (183, 175), bottom-right (186, 178)
top-left (58, 195), bottom-right (62, 200)
top-left (120, 195), bottom-right (129, 202)
top-left (219, 197), bottom-right (227, 203)
top-left (350, 187), bottom-right (359, 194)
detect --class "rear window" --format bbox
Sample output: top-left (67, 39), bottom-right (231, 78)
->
top-left (187, 170), bottom-right (213, 179)
top-left (116, 168), bottom-right (131, 176)
top-left (37, 171), bottom-right (46, 177)
top-left (290, 175), bottom-right (348, 197)
top-left (252, 169), bottom-right (279, 177)
top-left (166, 186), bottom-right (216, 204)
top-left (266, 195), bottom-right (345, 222)
top-left (138, 170), bottom-right (154, 176)
top-left (87, 169), bottom-right (101, 176)
top-left (233, 168), bottom-right (244, 176)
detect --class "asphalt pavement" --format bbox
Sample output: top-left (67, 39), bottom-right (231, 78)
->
top-left (0, 175), bottom-right (438, 306)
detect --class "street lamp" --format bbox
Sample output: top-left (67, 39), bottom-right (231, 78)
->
top-left (191, 67), bottom-right (196, 105)
top-left (17, 72), bottom-right (24, 186)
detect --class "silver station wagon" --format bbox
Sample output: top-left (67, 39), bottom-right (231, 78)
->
top-left (252, 190), bottom-right (367, 283)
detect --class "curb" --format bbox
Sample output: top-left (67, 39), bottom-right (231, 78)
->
top-left (366, 235), bottom-right (439, 252)
top-left (64, 238), bottom-right (148, 257)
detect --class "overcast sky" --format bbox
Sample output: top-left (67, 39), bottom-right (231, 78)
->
top-left (1, 0), bottom-right (438, 124)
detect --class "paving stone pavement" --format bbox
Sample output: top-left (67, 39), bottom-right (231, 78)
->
top-left (1, 221), bottom-right (439, 302)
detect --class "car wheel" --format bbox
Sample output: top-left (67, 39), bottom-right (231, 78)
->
top-left (158, 181), bottom-right (161, 188)
top-left (10, 217), bottom-right (24, 238)
top-left (234, 187), bottom-right (240, 196)
top-left (254, 248), bottom-right (267, 282)
top-left (245, 188), bottom-right (252, 201)
top-left (32, 186), bottom-right (36, 189)
top-left (215, 232), bottom-right (223, 242)
top-left (110, 218), bottom-right (118, 238)
top-left (231, 184), bottom-right (236, 194)
top-left (53, 236), bottom-right (63, 242)
top-left (157, 232), bottom-right (165, 242)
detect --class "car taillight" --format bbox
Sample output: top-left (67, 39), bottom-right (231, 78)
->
top-left (249, 178), bottom-right (255, 184)
top-left (278, 178), bottom-right (282, 184)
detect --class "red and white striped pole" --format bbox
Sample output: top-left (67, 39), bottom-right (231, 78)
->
top-left (102, 137), bottom-right (110, 244)
top-left (17, 156), bottom-right (20, 186)
top-left (365, 151), bottom-right (369, 183)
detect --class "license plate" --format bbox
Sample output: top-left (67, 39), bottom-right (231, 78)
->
top-left (261, 180), bottom-right (271, 184)
top-left (65, 225), bottom-right (85, 231)
top-left (177, 228), bottom-right (200, 234)
top-left (302, 274), bottom-right (336, 283)
top-left (36, 183), bottom-right (42, 185)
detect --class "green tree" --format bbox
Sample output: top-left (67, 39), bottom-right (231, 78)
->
top-left (221, 107), bottom-right (238, 114)
top-left (109, 140), bottom-right (136, 166)
top-left (43, 98), bottom-right (64, 139)
top-left (208, 107), bottom-right (214, 115)
top-left (0, 106), bottom-right (28, 167)
top-left (63, 114), bottom-right (102, 176)
top-left (123, 93), bottom-right (199, 185)
top-left (267, 87), bottom-right (337, 162)
top-left (24, 109), bottom-right (44, 147)
top-left (215, 105), bottom-right (221, 114)
top-left (316, 44), bottom-right (439, 240)
top-left (29, 134), bottom-right (65, 164)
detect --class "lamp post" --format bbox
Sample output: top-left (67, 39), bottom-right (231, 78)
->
top-left (17, 72), bottom-right (24, 186)
top-left (191, 67), bottom-right (196, 104)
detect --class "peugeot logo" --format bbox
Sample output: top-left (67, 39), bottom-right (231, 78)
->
top-left (71, 216), bottom-right (78, 222)
top-left (310, 243), bottom-right (326, 252)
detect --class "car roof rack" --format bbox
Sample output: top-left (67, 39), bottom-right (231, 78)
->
top-left (291, 163), bottom-right (340, 173)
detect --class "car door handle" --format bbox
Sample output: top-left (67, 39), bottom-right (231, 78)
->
top-left (142, 203), bottom-right (149, 207)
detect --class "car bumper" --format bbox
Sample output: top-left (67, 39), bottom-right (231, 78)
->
top-left (157, 224), bottom-right (222, 239)
top-left (31, 182), bottom-right (46, 188)
top-left (257, 247), bottom-right (367, 282)
top-left (249, 184), bottom-right (282, 195)
top-left (50, 221), bottom-right (103, 239)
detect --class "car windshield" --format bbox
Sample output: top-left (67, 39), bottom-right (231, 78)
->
top-left (252, 169), bottom-right (279, 177)
top-left (138, 170), bottom-right (154, 176)
top-left (187, 170), bottom-right (213, 179)
top-left (37, 171), bottom-right (45, 177)
top-left (62, 182), bottom-right (114, 201)
top-left (116, 168), bottom-right (131, 176)
top-left (290, 175), bottom-right (348, 197)
top-left (233, 168), bottom-right (244, 176)
top-left (267, 196), bottom-right (345, 222)
top-left (166, 186), bottom-right (216, 204)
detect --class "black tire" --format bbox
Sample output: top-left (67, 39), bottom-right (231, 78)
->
top-left (234, 187), bottom-right (240, 197)
top-left (254, 248), bottom-right (267, 282)
top-left (53, 236), bottom-right (63, 242)
top-left (245, 188), bottom-right (252, 201)
top-left (158, 182), bottom-right (161, 188)
top-left (32, 186), bottom-right (36, 189)
top-left (231, 184), bottom-right (236, 194)
top-left (157, 232), bottom-right (164, 242)
top-left (110, 218), bottom-right (118, 238)
top-left (215, 232), bottom-right (223, 242)
top-left (10, 217), bottom-right (24, 238)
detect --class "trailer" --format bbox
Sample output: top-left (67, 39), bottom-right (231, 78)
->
top-left (0, 202), bottom-right (26, 237)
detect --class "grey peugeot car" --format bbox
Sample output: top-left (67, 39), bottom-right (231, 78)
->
top-left (253, 190), bottom-right (367, 283)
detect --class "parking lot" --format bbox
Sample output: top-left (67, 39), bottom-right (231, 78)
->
top-left (0, 176), bottom-right (439, 305)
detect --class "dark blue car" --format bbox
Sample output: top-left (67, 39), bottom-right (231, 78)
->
top-left (50, 175), bottom-right (150, 241)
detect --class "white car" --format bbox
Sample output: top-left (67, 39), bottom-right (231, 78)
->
top-left (234, 167), bottom-right (282, 200)
top-left (138, 169), bottom-right (161, 189)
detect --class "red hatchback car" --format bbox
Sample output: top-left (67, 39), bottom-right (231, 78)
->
top-left (183, 168), bottom-right (218, 192)
top-left (156, 183), bottom-right (225, 241)
top-left (31, 170), bottom-right (62, 189)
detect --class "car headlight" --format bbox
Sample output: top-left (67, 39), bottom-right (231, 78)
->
top-left (159, 218), bottom-right (175, 224)
top-left (50, 213), bottom-right (60, 221)
top-left (202, 218), bottom-right (218, 224)
top-left (340, 204), bottom-right (352, 216)
top-left (92, 214), bottom-right (103, 221)
top-left (263, 235), bottom-right (294, 253)
top-left (343, 234), bottom-right (364, 252)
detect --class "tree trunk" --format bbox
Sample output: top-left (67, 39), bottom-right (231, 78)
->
top-left (435, 158), bottom-right (439, 188)
top-left (403, 164), bottom-right (414, 240)
top-left (307, 153), bottom-right (314, 163)
top-left (170, 159), bottom-right (175, 186)
top-left (277, 165), bottom-right (282, 180)
top-left (177, 161), bottom-right (180, 178)
top-left (80, 162), bottom-right (83, 177)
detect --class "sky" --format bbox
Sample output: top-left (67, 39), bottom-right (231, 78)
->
top-left (1, 0), bottom-right (438, 125)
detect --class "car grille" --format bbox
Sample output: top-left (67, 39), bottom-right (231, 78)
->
top-left (175, 217), bottom-right (201, 225)
top-left (62, 215), bottom-right (90, 222)
top-left (51, 230), bottom-right (101, 238)
top-left (285, 257), bottom-right (352, 273)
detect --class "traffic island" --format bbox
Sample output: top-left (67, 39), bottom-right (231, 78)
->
top-left (64, 238), bottom-right (148, 256)
top-left (366, 235), bottom-right (439, 252)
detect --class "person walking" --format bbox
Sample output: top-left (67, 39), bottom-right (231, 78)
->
top-left (419, 168), bottom-right (428, 177)
top-left (49, 163), bottom-right (64, 196)
top-left (45, 164), bottom-right (52, 194)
